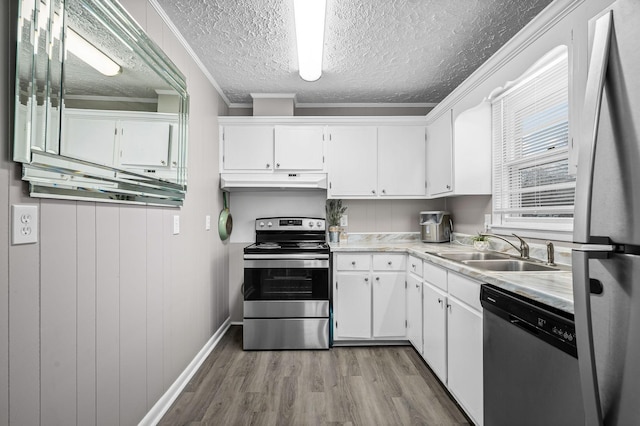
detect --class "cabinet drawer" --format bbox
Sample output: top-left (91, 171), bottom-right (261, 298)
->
top-left (336, 254), bottom-right (371, 271)
top-left (448, 272), bottom-right (482, 312)
top-left (372, 254), bottom-right (406, 271)
top-left (408, 255), bottom-right (423, 277)
top-left (423, 261), bottom-right (447, 291)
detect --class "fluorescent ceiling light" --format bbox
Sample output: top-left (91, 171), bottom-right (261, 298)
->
top-left (293, 0), bottom-right (326, 82)
top-left (66, 28), bottom-right (122, 77)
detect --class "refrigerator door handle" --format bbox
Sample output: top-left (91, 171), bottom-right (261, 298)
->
top-left (573, 250), bottom-right (605, 426)
top-left (573, 11), bottom-right (613, 244)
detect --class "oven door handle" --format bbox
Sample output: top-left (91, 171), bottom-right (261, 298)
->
top-left (244, 253), bottom-right (330, 260)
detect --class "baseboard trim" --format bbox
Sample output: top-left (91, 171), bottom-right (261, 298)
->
top-left (139, 317), bottom-right (231, 426)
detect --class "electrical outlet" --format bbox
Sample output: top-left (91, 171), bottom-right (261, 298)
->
top-left (173, 215), bottom-right (180, 235)
top-left (12, 204), bottom-right (38, 245)
top-left (484, 214), bottom-right (491, 231)
top-left (340, 215), bottom-right (348, 227)
top-left (205, 215), bottom-right (211, 231)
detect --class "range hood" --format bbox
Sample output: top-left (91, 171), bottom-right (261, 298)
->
top-left (220, 173), bottom-right (327, 191)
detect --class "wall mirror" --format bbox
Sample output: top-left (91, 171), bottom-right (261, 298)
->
top-left (13, 0), bottom-right (189, 206)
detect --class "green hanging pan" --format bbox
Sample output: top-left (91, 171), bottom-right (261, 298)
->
top-left (218, 192), bottom-right (233, 241)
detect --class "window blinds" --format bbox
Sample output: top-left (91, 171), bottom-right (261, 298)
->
top-left (492, 52), bottom-right (574, 226)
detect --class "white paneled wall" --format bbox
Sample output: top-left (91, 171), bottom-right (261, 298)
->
top-left (0, 1), bottom-right (229, 425)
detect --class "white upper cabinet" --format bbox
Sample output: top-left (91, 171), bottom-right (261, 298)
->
top-left (426, 101), bottom-right (493, 198)
top-left (378, 126), bottom-right (426, 196)
top-left (62, 114), bottom-right (117, 166)
top-left (328, 126), bottom-right (378, 196)
top-left (426, 109), bottom-right (453, 197)
top-left (222, 125), bottom-right (274, 171)
top-left (61, 109), bottom-right (177, 170)
top-left (452, 101), bottom-right (491, 195)
top-left (119, 120), bottom-right (173, 167)
top-left (274, 126), bottom-right (325, 171)
top-left (221, 124), bottom-right (326, 172)
top-left (328, 124), bottom-right (426, 198)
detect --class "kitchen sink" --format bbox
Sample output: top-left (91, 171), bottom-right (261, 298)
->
top-left (462, 259), bottom-right (560, 272)
top-left (435, 252), bottom-right (511, 261)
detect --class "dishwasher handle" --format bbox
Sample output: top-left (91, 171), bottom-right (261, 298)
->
top-left (509, 316), bottom-right (540, 336)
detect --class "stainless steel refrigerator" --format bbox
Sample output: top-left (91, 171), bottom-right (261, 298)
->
top-left (573, 0), bottom-right (640, 425)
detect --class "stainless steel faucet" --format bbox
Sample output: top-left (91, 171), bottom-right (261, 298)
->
top-left (481, 233), bottom-right (530, 259)
top-left (546, 241), bottom-right (556, 266)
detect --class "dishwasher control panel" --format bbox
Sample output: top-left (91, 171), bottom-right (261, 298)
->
top-left (481, 284), bottom-right (577, 357)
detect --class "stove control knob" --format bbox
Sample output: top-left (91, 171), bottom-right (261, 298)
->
top-left (259, 221), bottom-right (265, 228)
top-left (267, 221), bottom-right (273, 228)
top-left (308, 221), bottom-right (314, 228)
top-left (316, 221), bottom-right (323, 228)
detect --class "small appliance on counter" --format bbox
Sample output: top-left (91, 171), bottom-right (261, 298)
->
top-left (420, 211), bottom-right (453, 243)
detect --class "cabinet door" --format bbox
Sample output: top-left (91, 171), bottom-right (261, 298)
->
top-left (61, 115), bottom-right (117, 166)
top-left (327, 126), bottom-right (377, 197)
top-left (222, 125), bottom-right (274, 170)
top-left (334, 273), bottom-right (371, 339)
top-left (378, 126), bottom-right (426, 196)
top-left (406, 273), bottom-right (423, 352)
top-left (447, 297), bottom-right (483, 425)
top-left (119, 120), bottom-right (172, 167)
top-left (372, 273), bottom-right (406, 338)
top-left (426, 110), bottom-right (453, 196)
top-left (423, 282), bottom-right (447, 383)
top-left (274, 126), bottom-right (325, 171)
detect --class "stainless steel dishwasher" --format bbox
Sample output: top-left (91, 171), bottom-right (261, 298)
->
top-left (481, 284), bottom-right (584, 425)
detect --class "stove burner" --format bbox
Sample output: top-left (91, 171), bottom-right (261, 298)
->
top-left (256, 242), bottom-right (281, 249)
top-left (298, 242), bottom-right (326, 249)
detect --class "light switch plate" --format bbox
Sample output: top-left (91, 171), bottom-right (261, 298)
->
top-left (205, 215), bottom-right (211, 231)
top-left (12, 204), bottom-right (38, 245)
top-left (173, 215), bottom-right (180, 235)
top-left (340, 215), bottom-right (348, 227)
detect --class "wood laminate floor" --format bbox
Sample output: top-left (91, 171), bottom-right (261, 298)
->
top-left (159, 326), bottom-right (472, 425)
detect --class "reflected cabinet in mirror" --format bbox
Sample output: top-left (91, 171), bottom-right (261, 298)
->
top-left (14, 0), bottom-right (189, 206)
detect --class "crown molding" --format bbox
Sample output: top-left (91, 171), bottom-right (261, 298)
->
top-left (148, 0), bottom-right (231, 106)
top-left (426, 0), bottom-right (584, 124)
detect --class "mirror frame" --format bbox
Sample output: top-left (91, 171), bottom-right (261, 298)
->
top-left (13, 0), bottom-right (189, 207)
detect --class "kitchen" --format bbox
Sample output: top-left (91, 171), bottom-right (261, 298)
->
top-left (1, 0), bottom-right (637, 425)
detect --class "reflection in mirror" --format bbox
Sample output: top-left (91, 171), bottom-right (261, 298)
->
top-left (13, 0), bottom-right (189, 206)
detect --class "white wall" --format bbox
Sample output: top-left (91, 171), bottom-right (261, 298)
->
top-left (1, 1), bottom-right (229, 425)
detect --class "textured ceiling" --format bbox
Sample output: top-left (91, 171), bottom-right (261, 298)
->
top-left (155, 0), bottom-right (553, 105)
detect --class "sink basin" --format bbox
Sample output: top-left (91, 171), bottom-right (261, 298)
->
top-left (462, 259), bottom-right (559, 272)
top-left (435, 252), bottom-right (511, 261)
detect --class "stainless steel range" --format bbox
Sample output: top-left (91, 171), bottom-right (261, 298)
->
top-left (243, 217), bottom-right (330, 350)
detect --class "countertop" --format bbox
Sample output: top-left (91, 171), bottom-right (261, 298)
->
top-left (329, 235), bottom-right (574, 315)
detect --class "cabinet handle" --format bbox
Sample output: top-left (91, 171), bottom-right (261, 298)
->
top-left (351, 261), bottom-right (356, 266)
top-left (266, 163), bottom-right (271, 169)
top-left (371, 190), bottom-right (376, 194)
top-left (276, 163), bottom-right (280, 168)
top-left (438, 298), bottom-right (443, 304)
top-left (382, 189), bottom-right (386, 194)
top-left (364, 277), bottom-right (369, 282)
top-left (388, 261), bottom-right (392, 266)
top-left (416, 283), bottom-right (420, 288)
top-left (447, 303), bottom-right (452, 311)
top-left (411, 264), bottom-right (416, 268)
top-left (375, 276), bottom-right (380, 281)
top-left (161, 160), bottom-right (166, 165)
top-left (446, 185), bottom-right (451, 190)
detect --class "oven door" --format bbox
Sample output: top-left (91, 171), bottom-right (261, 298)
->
top-left (243, 255), bottom-right (330, 302)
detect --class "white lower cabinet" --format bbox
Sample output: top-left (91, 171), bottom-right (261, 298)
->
top-left (420, 262), bottom-right (484, 426)
top-left (422, 281), bottom-right (447, 383)
top-left (406, 273), bottom-right (423, 352)
top-left (447, 295), bottom-right (483, 425)
top-left (333, 253), bottom-right (406, 341)
top-left (334, 273), bottom-right (371, 339)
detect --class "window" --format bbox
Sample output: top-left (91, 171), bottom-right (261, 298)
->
top-left (491, 46), bottom-right (574, 238)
